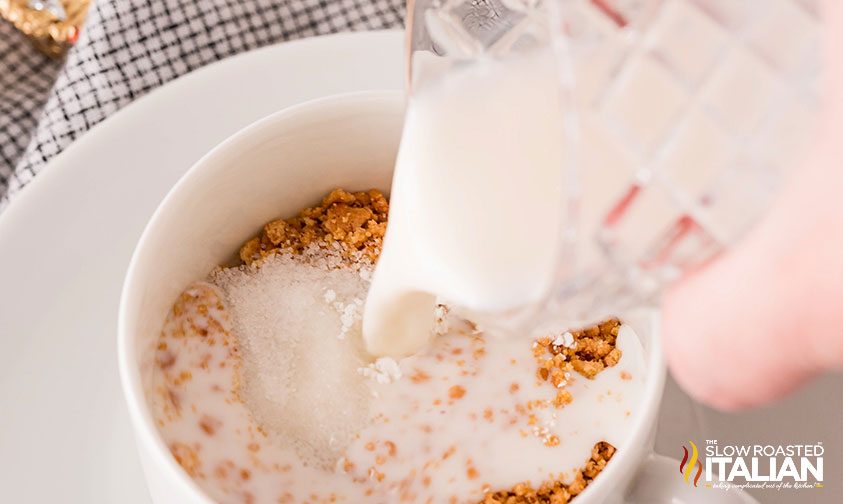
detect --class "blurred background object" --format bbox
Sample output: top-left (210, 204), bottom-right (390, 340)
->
top-left (0, 0), bottom-right (91, 57)
top-left (0, 0), bottom-right (404, 210)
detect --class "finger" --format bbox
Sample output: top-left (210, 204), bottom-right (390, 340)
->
top-left (661, 218), bottom-right (818, 411)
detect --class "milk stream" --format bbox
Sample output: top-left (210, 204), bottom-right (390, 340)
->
top-left (364, 50), bottom-right (571, 356)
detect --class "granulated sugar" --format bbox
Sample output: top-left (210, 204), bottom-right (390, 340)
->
top-left (212, 247), bottom-right (373, 469)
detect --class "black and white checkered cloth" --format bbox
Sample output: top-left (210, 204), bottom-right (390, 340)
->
top-left (0, 0), bottom-right (405, 209)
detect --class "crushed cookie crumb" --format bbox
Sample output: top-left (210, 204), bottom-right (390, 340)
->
top-left (410, 369), bottom-right (431, 383)
top-left (198, 414), bottom-right (221, 436)
top-left (171, 442), bottom-right (203, 478)
top-left (448, 385), bottom-right (466, 400)
top-left (479, 442), bottom-right (615, 503)
top-left (467, 463), bottom-right (479, 480)
top-left (534, 318), bottom-right (624, 398)
top-left (239, 188), bottom-right (388, 264)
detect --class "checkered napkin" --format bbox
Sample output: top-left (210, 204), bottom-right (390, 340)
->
top-left (0, 0), bottom-right (405, 209)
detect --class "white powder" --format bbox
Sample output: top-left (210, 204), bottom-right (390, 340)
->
top-left (554, 331), bottom-right (576, 349)
top-left (212, 249), bottom-right (373, 469)
top-left (358, 357), bottom-right (403, 384)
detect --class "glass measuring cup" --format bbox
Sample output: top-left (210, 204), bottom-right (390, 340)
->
top-left (405, 0), bottom-right (822, 330)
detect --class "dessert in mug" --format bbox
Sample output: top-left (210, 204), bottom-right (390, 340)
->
top-left (148, 189), bottom-right (647, 503)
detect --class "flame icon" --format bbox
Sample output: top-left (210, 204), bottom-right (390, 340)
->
top-left (679, 441), bottom-right (703, 487)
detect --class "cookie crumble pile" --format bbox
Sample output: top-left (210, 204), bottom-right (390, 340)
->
top-left (480, 442), bottom-right (616, 504)
top-left (239, 188), bottom-right (388, 265)
top-left (534, 318), bottom-right (623, 397)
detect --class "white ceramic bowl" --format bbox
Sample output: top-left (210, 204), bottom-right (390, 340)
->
top-left (118, 91), bottom-right (751, 503)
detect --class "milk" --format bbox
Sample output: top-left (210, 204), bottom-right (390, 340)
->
top-left (351, 321), bottom-right (648, 501)
top-left (364, 50), bottom-right (572, 356)
top-left (151, 281), bottom-right (648, 503)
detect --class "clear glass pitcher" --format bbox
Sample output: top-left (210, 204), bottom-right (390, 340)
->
top-left (405, 0), bottom-right (822, 330)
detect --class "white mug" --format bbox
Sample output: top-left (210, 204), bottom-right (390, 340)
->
top-left (118, 91), bottom-right (754, 504)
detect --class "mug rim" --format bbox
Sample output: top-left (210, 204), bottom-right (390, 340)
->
top-left (117, 89), bottom-right (667, 502)
top-left (580, 308), bottom-right (667, 500)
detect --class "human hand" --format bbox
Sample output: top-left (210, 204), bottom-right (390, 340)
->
top-left (661, 0), bottom-right (843, 410)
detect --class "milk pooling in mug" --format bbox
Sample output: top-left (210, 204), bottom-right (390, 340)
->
top-left (364, 50), bottom-right (571, 356)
